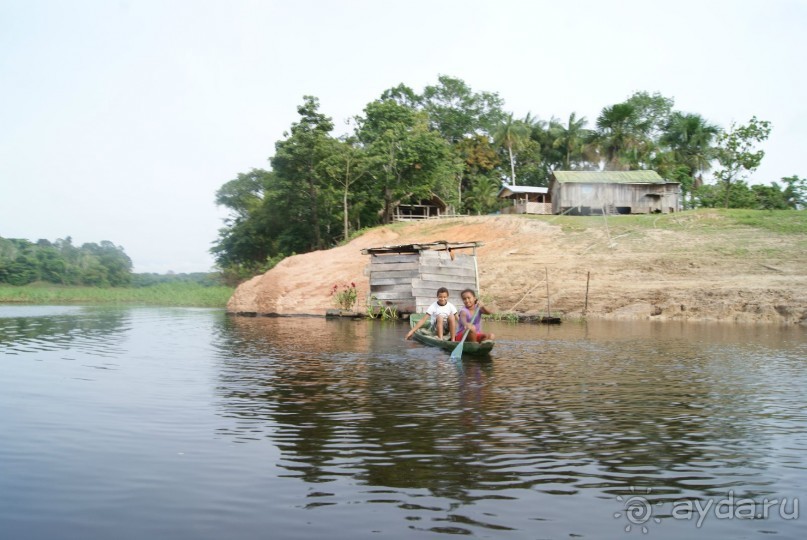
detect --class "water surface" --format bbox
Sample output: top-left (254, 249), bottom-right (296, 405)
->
top-left (1, 306), bottom-right (804, 539)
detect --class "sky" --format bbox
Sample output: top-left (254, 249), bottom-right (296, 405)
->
top-left (1, 0), bottom-right (805, 273)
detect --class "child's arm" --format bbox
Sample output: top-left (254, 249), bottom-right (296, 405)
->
top-left (405, 315), bottom-right (428, 339)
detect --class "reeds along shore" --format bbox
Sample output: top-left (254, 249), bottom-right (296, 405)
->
top-left (0, 283), bottom-right (235, 308)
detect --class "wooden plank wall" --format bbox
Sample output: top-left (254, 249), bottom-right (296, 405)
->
top-left (552, 183), bottom-right (680, 214)
top-left (366, 250), bottom-right (479, 314)
top-left (366, 253), bottom-right (419, 312)
top-left (414, 251), bottom-right (477, 312)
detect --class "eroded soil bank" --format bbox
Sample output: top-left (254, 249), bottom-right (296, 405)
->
top-left (227, 212), bottom-right (807, 325)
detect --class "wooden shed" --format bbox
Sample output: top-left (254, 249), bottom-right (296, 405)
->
top-left (391, 194), bottom-right (452, 221)
top-left (361, 241), bottom-right (482, 314)
top-left (497, 184), bottom-right (551, 214)
top-left (549, 171), bottom-right (680, 215)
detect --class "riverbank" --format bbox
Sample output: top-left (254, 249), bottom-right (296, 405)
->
top-left (0, 282), bottom-right (235, 307)
top-left (227, 209), bottom-right (807, 325)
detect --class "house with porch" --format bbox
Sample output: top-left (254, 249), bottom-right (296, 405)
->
top-left (391, 194), bottom-right (454, 221)
top-left (497, 184), bottom-right (551, 215)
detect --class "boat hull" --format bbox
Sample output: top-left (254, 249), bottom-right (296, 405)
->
top-left (409, 314), bottom-right (494, 356)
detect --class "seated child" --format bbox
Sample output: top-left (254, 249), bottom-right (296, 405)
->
top-left (455, 289), bottom-right (495, 343)
top-left (406, 287), bottom-right (458, 341)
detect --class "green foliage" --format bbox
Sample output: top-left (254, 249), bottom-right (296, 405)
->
top-left (463, 175), bottom-right (500, 215)
top-left (130, 272), bottom-right (223, 287)
top-left (211, 77), bottom-right (799, 277)
top-left (525, 208), bottom-right (807, 235)
top-left (357, 98), bottom-right (460, 223)
top-left (712, 116), bottom-right (772, 208)
top-left (0, 236), bottom-right (133, 287)
top-left (329, 282), bottom-right (358, 310)
top-left (492, 113), bottom-right (532, 184)
top-left (780, 175), bottom-right (807, 209)
top-left (365, 295), bottom-right (399, 320)
top-left (0, 282), bottom-right (234, 307)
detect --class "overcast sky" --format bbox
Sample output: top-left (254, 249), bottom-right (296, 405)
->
top-left (1, 0), bottom-right (805, 273)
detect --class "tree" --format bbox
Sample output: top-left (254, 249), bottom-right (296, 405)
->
top-left (214, 169), bottom-right (270, 220)
top-left (492, 113), bottom-right (531, 185)
top-left (594, 92), bottom-right (673, 170)
top-left (694, 181), bottom-right (756, 209)
top-left (463, 176), bottom-right (500, 215)
top-left (713, 116), bottom-right (772, 208)
top-left (659, 112), bottom-right (720, 207)
top-left (270, 96), bottom-right (339, 250)
top-left (420, 75), bottom-right (506, 143)
top-left (780, 175), bottom-right (807, 209)
top-left (82, 241), bottom-right (133, 286)
top-left (751, 183), bottom-right (790, 210)
top-left (454, 133), bottom-right (500, 207)
top-left (356, 99), bottom-right (459, 224)
top-left (318, 136), bottom-right (370, 242)
top-left (550, 112), bottom-right (594, 171)
top-left (212, 169), bottom-right (283, 272)
top-left (380, 76), bottom-right (506, 209)
top-left (0, 236), bottom-right (133, 286)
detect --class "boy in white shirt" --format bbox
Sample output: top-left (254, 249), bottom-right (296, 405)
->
top-left (405, 287), bottom-right (458, 341)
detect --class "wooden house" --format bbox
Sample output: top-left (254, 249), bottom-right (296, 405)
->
top-left (549, 171), bottom-right (680, 215)
top-left (361, 241), bottom-right (482, 314)
top-left (391, 194), bottom-right (453, 221)
top-left (497, 184), bottom-right (551, 214)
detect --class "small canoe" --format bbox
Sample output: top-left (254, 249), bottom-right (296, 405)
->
top-left (409, 313), bottom-right (494, 357)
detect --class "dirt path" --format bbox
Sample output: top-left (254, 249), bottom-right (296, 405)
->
top-left (227, 214), bottom-right (807, 325)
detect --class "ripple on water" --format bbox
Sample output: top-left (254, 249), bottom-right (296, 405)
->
top-left (1, 311), bottom-right (805, 539)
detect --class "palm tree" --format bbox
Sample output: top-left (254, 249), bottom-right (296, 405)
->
top-left (550, 112), bottom-right (591, 170)
top-left (659, 112), bottom-right (720, 204)
top-left (594, 104), bottom-right (642, 170)
top-left (463, 176), bottom-right (500, 215)
top-left (492, 113), bottom-right (531, 185)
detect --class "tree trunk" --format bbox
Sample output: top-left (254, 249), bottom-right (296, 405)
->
top-left (308, 176), bottom-right (321, 249)
top-left (343, 187), bottom-right (349, 241)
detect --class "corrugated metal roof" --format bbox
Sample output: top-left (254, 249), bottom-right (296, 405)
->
top-left (497, 184), bottom-right (549, 197)
top-left (361, 241), bottom-right (483, 255)
top-left (553, 171), bottom-right (667, 184)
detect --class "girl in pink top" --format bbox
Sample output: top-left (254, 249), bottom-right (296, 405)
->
top-left (455, 289), bottom-right (495, 343)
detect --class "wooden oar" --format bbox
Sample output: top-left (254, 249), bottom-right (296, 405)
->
top-left (449, 305), bottom-right (481, 362)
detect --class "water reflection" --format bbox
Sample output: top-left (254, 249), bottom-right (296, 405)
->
top-left (0, 306), bottom-right (129, 358)
top-left (1, 306), bottom-right (804, 538)
top-left (214, 316), bottom-right (807, 517)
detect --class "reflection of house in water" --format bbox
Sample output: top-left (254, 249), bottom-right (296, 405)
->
top-left (549, 170), bottom-right (680, 215)
top-left (361, 241), bottom-right (481, 314)
top-left (497, 184), bottom-right (551, 215)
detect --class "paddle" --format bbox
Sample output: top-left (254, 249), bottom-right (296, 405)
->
top-left (449, 305), bottom-right (481, 362)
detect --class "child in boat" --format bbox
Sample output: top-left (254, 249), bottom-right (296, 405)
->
top-left (455, 289), bottom-right (495, 343)
top-left (405, 287), bottom-right (458, 341)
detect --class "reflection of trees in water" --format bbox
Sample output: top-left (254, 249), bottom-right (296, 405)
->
top-left (495, 334), bottom-right (785, 500)
top-left (214, 316), bottom-right (796, 501)
top-left (0, 307), bottom-right (129, 356)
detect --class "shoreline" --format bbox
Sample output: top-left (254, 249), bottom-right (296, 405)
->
top-left (226, 212), bottom-right (807, 326)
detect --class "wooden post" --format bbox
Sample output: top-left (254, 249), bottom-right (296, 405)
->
top-left (584, 270), bottom-right (590, 316)
top-left (545, 266), bottom-right (551, 318)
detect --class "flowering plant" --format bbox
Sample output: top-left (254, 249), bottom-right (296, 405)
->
top-left (330, 282), bottom-right (358, 310)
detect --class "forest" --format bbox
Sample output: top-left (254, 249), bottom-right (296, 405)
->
top-left (0, 237), bottom-right (132, 286)
top-left (0, 236), bottom-right (216, 288)
top-left (211, 76), bottom-right (805, 280)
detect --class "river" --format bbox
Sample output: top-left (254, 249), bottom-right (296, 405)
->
top-left (0, 306), bottom-right (804, 539)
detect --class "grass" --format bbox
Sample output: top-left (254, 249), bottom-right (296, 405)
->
top-left (0, 282), bottom-right (235, 307)
top-left (525, 208), bottom-right (807, 235)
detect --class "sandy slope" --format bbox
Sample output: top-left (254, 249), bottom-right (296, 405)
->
top-left (227, 214), bottom-right (807, 324)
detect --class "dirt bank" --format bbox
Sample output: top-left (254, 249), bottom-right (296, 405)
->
top-left (227, 213), bottom-right (807, 324)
